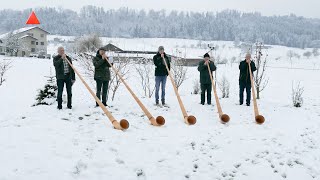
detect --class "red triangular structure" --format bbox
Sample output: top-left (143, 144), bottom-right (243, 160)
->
top-left (26, 11), bottom-right (40, 25)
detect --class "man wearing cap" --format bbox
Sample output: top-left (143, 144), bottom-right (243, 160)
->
top-left (53, 46), bottom-right (76, 109)
top-left (198, 53), bottom-right (216, 105)
top-left (239, 53), bottom-right (256, 106)
top-left (153, 46), bottom-right (171, 105)
top-left (93, 47), bottom-right (113, 107)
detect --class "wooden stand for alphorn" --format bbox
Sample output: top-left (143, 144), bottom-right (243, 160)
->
top-left (105, 58), bottom-right (165, 126)
top-left (65, 58), bottom-right (129, 130)
top-left (162, 57), bottom-right (196, 125)
top-left (206, 63), bottom-right (230, 123)
top-left (248, 62), bottom-right (265, 124)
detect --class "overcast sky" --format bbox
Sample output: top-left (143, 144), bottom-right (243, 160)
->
top-left (1, 0), bottom-right (320, 18)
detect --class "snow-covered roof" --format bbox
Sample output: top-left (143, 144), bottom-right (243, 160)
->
top-left (18, 35), bottom-right (38, 40)
top-left (0, 26), bottom-right (50, 39)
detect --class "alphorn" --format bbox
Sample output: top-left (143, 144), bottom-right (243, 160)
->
top-left (65, 57), bottom-right (129, 130)
top-left (248, 62), bottom-right (265, 124)
top-left (162, 56), bottom-right (196, 125)
top-left (105, 57), bottom-right (165, 126)
top-left (206, 62), bottom-right (230, 123)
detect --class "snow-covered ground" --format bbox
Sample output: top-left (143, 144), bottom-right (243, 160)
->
top-left (1, 38), bottom-right (320, 180)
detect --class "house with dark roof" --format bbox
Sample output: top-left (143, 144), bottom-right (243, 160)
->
top-left (0, 26), bottom-right (50, 57)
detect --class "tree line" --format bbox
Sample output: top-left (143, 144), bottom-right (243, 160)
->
top-left (1, 6), bottom-right (320, 48)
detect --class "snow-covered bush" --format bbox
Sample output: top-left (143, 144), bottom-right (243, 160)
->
top-left (192, 79), bottom-right (200, 95)
top-left (33, 74), bottom-right (58, 106)
top-left (312, 48), bottom-right (319, 57)
top-left (218, 75), bottom-right (230, 98)
top-left (303, 51), bottom-right (312, 59)
top-left (292, 82), bottom-right (304, 108)
top-left (74, 34), bottom-right (102, 53)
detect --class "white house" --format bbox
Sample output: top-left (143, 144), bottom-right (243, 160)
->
top-left (0, 26), bottom-right (50, 57)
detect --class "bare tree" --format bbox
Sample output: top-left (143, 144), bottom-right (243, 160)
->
top-left (171, 50), bottom-right (187, 90)
top-left (74, 34), bottom-right (102, 53)
top-left (108, 55), bottom-right (130, 101)
top-left (292, 81), bottom-right (304, 107)
top-left (0, 59), bottom-right (12, 86)
top-left (253, 42), bottom-right (269, 99)
top-left (134, 57), bottom-right (154, 98)
top-left (218, 75), bottom-right (230, 98)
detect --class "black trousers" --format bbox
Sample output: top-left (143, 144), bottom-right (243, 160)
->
top-left (201, 83), bottom-right (212, 104)
top-left (57, 74), bottom-right (72, 108)
top-left (239, 81), bottom-right (251, 105)
top-left (96, 79), bottom-right (109, 105)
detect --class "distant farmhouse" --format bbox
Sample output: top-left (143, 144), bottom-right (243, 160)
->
top-left (102, 43), bottom-right (202, 66)
top-left (0, 26), bottom-right (50, 57)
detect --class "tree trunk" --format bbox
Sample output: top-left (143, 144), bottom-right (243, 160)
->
top-left (256, 86), bottom-right (260, 99)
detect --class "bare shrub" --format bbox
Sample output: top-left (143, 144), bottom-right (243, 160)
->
top-left (292, 82), bottom-right (304, 108)
top-left (134, 57), bottom-right (154, 98)
top-left (192, 79), bottom-right (200, 95)
top-left (0, 59), bottom-right (12, 86)
top-left (109, 55), bottom-right (130, 101)
top-left (171, 56), bottom-right (187, 90)
top-left (218, 75), bottom-right (230, 98)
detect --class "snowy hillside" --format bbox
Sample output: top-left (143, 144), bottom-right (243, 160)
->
top-left (0, 38), bottom-right (320, 180)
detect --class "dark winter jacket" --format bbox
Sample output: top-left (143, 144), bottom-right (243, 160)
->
top-left (93, 51), bottom-right (111, 81)
top-left (198, 60), bottom-right (217, 84)
top-left (239, 60), bottom-right (257, 84)
top-left (53, 55), bottom-right (75, 80)
top-left (153, 52), bottom-right (171, 76)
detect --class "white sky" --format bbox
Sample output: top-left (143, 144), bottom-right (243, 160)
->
top-left (1, 0), bottom-right (320, 18)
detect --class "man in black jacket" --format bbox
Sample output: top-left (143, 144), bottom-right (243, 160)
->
top-left (93, 47), bottom-right (112, 107)
top-left (198, 53), bottom-right (217, 105)
top-left (239, 53), bottom-right (257, 106)
top-left (53, 47), bottom-right (76, 109)
top-left (153, 46), bottom-right (170, 105)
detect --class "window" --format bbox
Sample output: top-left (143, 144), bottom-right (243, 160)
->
top-left (36, 42), bottom-right (38, 45)
top-left (31, 41), bottom-right (35, 45)
top-left (0, 47), bottom-right (2, 52)
top-left (41, 42), bottom-right (44, 45)
top-left (27, 33), bottom-right (34, 37)
top-left (31, 48), bottom-right (35, 52)
top-left (41, 34), bottom-right (44, 38)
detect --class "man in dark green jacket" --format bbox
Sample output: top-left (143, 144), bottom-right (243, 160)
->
top-left (93, 47), bottom-right (112, 106)
top-left (239, 53), bottom-right (257, 106)
top-left (53, 46), bottom-right (76, 109)
top-left (198, 53), bottom-right (217, 105)
top-left (153, 46), bottom-right (170, 105)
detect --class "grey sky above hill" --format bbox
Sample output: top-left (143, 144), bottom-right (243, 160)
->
top-left (1, 0), bottom-right (319, 19)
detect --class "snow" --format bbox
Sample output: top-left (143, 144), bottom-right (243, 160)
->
top-left (1, 38), bottom-right (320, 180)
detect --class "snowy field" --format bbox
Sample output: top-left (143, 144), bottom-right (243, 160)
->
top-left (0, 38), bottom-right (320, 180)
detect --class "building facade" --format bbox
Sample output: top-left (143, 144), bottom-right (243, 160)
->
top-left (0, 26), bottom-right (49, 57)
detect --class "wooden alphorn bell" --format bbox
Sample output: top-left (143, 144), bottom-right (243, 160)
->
top-left (248, 62), bottom-right (265, 124)
top-left (105, 56), bottom-right (165, 126)
top-left (206, 62), bottom-right (230, 123)
top-left (65, 57), bottom-right (129, 130)
top-left (162, 56), bottom-right (196, 125)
